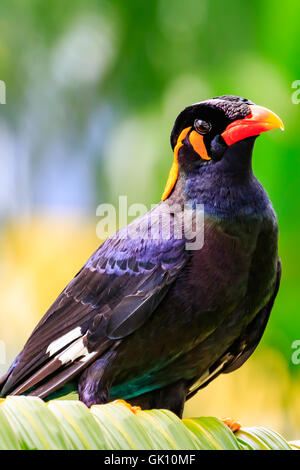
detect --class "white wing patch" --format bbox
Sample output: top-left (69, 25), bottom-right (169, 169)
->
top-left (46, 327), bottom-right (99, 368)
top-left (79, 351), bottom-right (98, 363)
top-left (57, 336), bottom-right (88, 365)
top-left (46, 327), bottom-right (82, 357)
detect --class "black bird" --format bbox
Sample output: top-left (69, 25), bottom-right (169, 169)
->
top-left (0, 95), bottom-right (283, 417)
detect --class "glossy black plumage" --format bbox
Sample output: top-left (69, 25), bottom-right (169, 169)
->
top-left (0, 95), bottom-right (282, 416)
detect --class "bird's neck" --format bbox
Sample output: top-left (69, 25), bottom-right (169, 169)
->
top-left (169, 138), bottom-right (267, 218)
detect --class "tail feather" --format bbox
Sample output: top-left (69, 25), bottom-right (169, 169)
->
top-left (27, 351), bottom-right (100, 399)
top-left (0, 353), bottom-right (21, 396)
top-left (1, 336), bottom-right (116, 401)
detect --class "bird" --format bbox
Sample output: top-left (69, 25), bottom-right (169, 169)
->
top-left (0, 95), bottom-right (283, 418)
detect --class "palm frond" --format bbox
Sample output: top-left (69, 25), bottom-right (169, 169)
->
top-left (0, 396), bottom-right (296, 450)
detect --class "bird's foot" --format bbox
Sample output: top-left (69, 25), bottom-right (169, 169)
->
top-left (221, 417), bottom-right (241, 433)
top-left (112, 399), bottom-right (141, 414)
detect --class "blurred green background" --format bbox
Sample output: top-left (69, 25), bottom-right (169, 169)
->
top-left (0, 0), bottom-right (299, 438)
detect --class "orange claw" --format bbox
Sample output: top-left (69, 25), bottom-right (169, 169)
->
top-left (112, 399), bottom-right (141, 414)
top-left (130, 405), bottom-right (142, 414)
top-left (221, 417), bottom-right (241, 433)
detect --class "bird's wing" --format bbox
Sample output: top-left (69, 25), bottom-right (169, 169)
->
top-left (0, 204), bottom-right (189, 398)
top-left (187, 258), bottom-right (281, 399)
top-left (222, 257), bottom-right (281, 374)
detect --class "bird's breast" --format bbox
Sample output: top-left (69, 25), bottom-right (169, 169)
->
top-left (184, 215), bottom-right (259, 312)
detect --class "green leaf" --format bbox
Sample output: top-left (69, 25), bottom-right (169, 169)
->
top-left (1, 396), bottom-right (67, 450)
top-left (183, 417), bottom-right (241, 450)
top-left (236, 427), bottom-right (292, 450)
top-left (91, 401), bottom-right (152, 450)
top-left (0, 404), bottom-right (20, 450)
top-left (0, 396), bottom-right (296, 450)
top-left (289, 440), bottom-right (300, 450)
top-left (48, 400), bottom-right (108, 450)
top-left (135, 409), bottom-right (199, 450)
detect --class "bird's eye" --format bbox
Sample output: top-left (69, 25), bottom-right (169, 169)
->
top-left (194, 119), bottom-right (212, 135)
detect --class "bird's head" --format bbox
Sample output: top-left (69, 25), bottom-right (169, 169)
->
top-left (162, 95), bottom-right (284, 200)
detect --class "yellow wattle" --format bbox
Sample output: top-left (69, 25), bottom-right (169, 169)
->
top-left (161, 126), bottom-right (191, 201)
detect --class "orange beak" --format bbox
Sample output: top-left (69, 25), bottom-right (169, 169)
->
top-left (221, 105), bottom-right (284, 146)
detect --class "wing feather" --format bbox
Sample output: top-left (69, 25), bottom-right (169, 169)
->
top-left (0, 203), bottom-right (189, 397)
